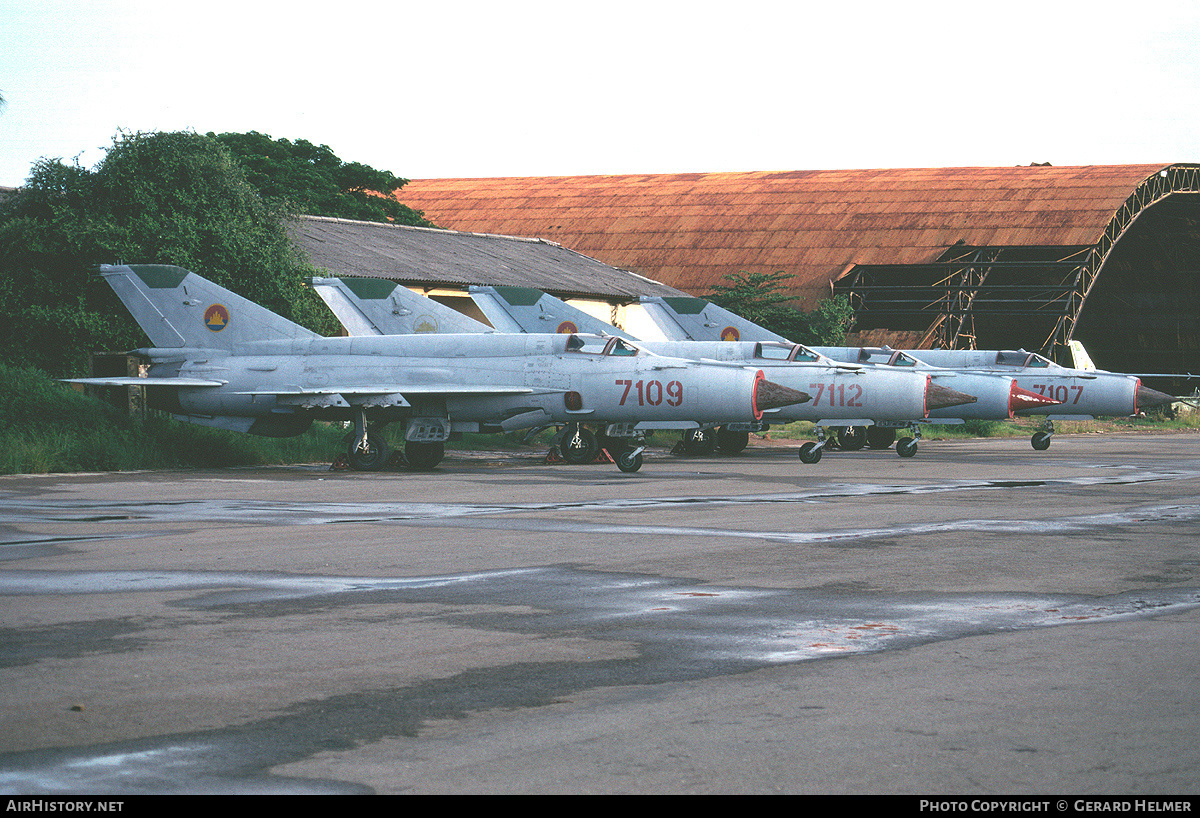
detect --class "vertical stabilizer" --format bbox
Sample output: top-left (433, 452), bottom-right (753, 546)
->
top-left (469, 285), bottom-right (636, 339)
top-left (311, 277), bottom-right (491, 335)
top-left (100, 264), bottom-right (318, 349)
top-left (638, 296), bottom-right (791, 343)
top-left (1067, 340), bottom-right (1098, 372)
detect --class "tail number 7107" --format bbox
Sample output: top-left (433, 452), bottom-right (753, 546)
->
top-left (1032, 383), bottom-right (1084, 404)
top-left (615, 379), bottom-right (684, 407)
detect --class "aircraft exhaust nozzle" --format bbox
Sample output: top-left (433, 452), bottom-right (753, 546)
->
top-left (1135, 381), bottom-right (1175, 412)
top-left (925, 380), bottom-right (978, 413)
top-left (753, 373), bottom-right (811, 418)
top-left (1009, 384), bottom-right (1061, 416)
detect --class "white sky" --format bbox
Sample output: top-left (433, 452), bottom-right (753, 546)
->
top-left (2, 0), bottom-right (1198, 188)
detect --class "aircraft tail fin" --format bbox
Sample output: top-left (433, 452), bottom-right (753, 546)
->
top-left (311, 277), bottom-right (492, 336)
top-left (99, 264), bottom-right (318, 349)
top-left (1067, 340), bottom-right (1098, 372)
top-left (469, 285), bottom-right (637, 339)
top-left (638, 296), bottom-right (791, 343)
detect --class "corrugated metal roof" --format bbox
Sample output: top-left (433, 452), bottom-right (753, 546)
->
top-left (396, 165), bottom-right (1171, 308)
top-left (288, 215), bottom-right (687, 300)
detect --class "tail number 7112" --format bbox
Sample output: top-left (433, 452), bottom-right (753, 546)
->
top-left (615, 379), bottom-right (684, 407)
top-left (809, 382), bottom-right (864, 407)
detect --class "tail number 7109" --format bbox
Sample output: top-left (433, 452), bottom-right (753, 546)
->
top-left (616, 379), bottom-right (684, 407)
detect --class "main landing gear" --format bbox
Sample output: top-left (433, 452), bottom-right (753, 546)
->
top-left (552, 423), bottom-right (646, 473)
top-left (337, 408), bottom-right (448, 472)
top-left (797, 424), bottom-right (921, 463)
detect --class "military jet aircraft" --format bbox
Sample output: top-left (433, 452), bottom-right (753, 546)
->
top-left (632, 293), bottom-right (1170, 452)
top-left (311, 278), bottom-right (983, 462)
top-left (828, 346), bottom-right (1176, 450)
top-left (66, 265), bottom-right (811, 473)
top-left (462, 285), bottom-right (1069, 459)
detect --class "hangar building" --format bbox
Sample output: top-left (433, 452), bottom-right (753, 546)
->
top-left (289, 215), bottom-right (686, 335)
top-left (395, 164), bottom-right (1200, 385)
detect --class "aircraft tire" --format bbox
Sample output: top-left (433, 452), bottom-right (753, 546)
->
top-left (405, 440), bottom-right (444, 471)
top-left (1031, 431), bottom-right (1052, 451)
top-left (896, 437), bottom-right (918, 458)
top-left (866, 427), bottom-right (896, 449)
top-left (347, 433), bottom-right (390, 471)
top-left (798, 442), bottom-right (822, 464)
top-left (561, 424), bottom-right (598, 464)
top-left (837, 426), bottom-right (867, 451)
top-left (617, 450), bottom-right (643, 473)
top-left (682, 428), bottom-right (718, 455)
top-left (716, 427), bottom-right (750, 454)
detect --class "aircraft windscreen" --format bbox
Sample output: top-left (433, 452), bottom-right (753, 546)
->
top-left (566, 335), bottom-right (610, 355)
top-left (1025, 354), bottom-right (1053, 368)
top-left (888, 352), bottom-right (920, 367)
top-left (604, 338), bottom-right (639, 357)
top-left (996, 351), bottom-right (1031, 366)
top-left (754, 342), bottom-right (795, 361)
top-left (793, 345), bottom-right (822, 363)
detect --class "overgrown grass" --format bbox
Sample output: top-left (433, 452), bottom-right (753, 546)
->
top-left (0, 363), bottom-right (354, 474)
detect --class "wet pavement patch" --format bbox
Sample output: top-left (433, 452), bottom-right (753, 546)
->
top-left (2, 564), bottom-right (1199, 793)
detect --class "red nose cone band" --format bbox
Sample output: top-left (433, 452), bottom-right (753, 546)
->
top-left (1009, 383), bottom-right (1061, 416)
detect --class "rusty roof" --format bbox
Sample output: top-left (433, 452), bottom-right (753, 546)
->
top-left (396, 165), bottom-right (1172, 308)
top-left (288, 215), bottom-right (687, 300)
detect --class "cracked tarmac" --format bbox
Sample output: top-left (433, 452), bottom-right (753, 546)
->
top-left (1, 434), bottom-right (1199, 793)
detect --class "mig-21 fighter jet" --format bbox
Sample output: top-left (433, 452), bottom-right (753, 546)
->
top-left (67, 265), bottom-right (811, 473)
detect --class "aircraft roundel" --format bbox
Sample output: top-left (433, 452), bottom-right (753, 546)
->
top-left (720, 326), bottom-right (740, 342)
top-left (557, 321), bottom-right (579, 334)
top-left (204, 304), bottom-right (230, 332)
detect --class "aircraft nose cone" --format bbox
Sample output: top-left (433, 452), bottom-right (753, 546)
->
top-left (926, 380), bottom-right (978, 412)
top-left (1136, 382), bottom-right (1175, 411)
top-left (1010, 384), bottom-right (1061, 415)
top-left (754, 376), bottom-right (811, 415)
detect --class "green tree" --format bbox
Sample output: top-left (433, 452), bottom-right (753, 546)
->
top-left (0, 130), bottom-right (339, 376)
top-left (707, 271), bottom-right (854, 346)
top-left (210, 131), bottom-right (436, 226)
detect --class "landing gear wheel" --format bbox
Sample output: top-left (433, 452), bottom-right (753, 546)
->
top-left (346, 433), bottom-right (390, 471)
top-left (561, 424), bottom-right (598, 464)
top-left (798, 441), bottom-right (822, 464)
top-left (837, 426), bottom-right (867, 451)
top-left (1031, 431), bottom-right (1052, 451)
top-left (716, 427), bottom-right (750, 454)
top-left (896, 437), bottom-right (918, 458)
top-left (867, 427), bottom-right (896, 449)
top-left (405, 440), bottom-right (444, 471)
top-left (617, 450), bottom-right (644, 473)
top-left (682, 428), bottom-right (718, 455)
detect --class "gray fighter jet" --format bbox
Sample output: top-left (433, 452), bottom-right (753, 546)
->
top-left (633, 293), bottom-right (1171, 451)
top-left (824, 347), bottom-right (1176, 450)
top-left (66, 265), bottom-right (811, 473)
top-left (310, 278), bottom-right (982, 462)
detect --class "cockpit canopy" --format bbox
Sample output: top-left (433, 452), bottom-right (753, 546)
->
top-left (565, 335), bottom-right (640, 357)
top-left (996, 350), bottom-right (1053, 368)
top-left (754, 342), bottom-right (825, 363)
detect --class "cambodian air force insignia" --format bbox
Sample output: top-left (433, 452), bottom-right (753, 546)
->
top-left (204, 304), bottom-right (230, 332)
